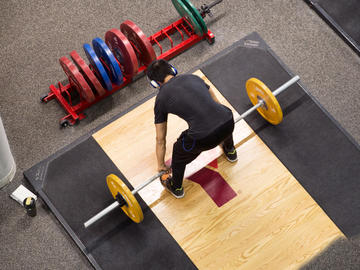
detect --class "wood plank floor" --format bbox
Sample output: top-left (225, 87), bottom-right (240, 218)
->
top-left (93, 71), bottom-right (344, 269)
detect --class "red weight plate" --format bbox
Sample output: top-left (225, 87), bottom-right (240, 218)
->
top-left (59, 56), bottom-right (95, 103)
top-left (105, 28), bottom-right (139, 78)
top-left (70, 50), bottom-right (106, 97)
top-left (120, 20), bottom-right (156, 66)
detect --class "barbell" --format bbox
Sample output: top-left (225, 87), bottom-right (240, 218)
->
top-left (83, 75), bottom-right (300, 228)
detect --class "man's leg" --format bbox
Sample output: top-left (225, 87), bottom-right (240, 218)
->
top-left (221, 134), bottom-right (237, 162)
top-left (160, 132), bottom-right (200, 198)
top-left (218, 119), bottom-right (237, 162)
top-left (171, 133), bottom-right (200, 189)
top-left (222, 134), bottom-right (235, 152)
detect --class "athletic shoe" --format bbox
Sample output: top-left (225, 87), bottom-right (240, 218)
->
top-left (160, 174), bottom-right (185, 199)
top-left (223, 147), bottom-right (238, 162)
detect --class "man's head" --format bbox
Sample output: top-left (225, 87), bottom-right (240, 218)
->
top-left (146, 59), bottom-right (177, 87)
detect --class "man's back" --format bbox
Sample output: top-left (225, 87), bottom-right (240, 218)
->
top-left (154, 74), bottom-right (233, 139)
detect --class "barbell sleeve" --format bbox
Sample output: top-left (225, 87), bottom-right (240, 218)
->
top-left (84, 201), bottom-right (119, 228)
top-left (207, 0), bottom-right (223, 10)
top-left (200, 0), bottom-right (223, 17)
top-left (272, 75), bottom-right (300, 96)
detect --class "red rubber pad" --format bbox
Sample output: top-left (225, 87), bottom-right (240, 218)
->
top-left (105, 28), bottom-right (139, 78)
top-left (59, 56), bottom-right (95, 103)
top-left (188, 164), bottom-right (237, 207)
top-left (70, 50), bottom-right (106, 97)
top-left (165, 158), bottom-right (237, 207)
top-left (120, 20), bottom-right (156, 66)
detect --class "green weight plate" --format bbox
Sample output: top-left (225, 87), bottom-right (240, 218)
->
top-left (181, 0), bottom-right (207, 34)
top-left (172, 0), bottom-right (204, 35)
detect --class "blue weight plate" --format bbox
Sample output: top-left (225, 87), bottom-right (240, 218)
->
top-left (92, 37), bottom-right (123, 85)
top-left (83, 43), bottom-right (112, 91)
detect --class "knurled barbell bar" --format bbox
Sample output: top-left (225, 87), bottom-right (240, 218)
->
top-left (83, 75), bottom-right (300, 228)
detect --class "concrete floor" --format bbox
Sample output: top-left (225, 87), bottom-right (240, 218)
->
top-left (0, 0), bottom-right (359, 269)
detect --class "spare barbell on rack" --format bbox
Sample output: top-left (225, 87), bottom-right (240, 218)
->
top-left (83, 75), bottom-right (300, 228)
top-left (172, 0), bottom-right (223, 36)
top-left (199, 0), bottom-right (223, 18)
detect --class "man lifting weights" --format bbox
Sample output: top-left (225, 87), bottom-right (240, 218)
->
top-left (146, 59), bottom-right (237, 198)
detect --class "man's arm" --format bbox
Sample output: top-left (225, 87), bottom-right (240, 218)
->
top-left (155, 122), bottom-right (168, 172)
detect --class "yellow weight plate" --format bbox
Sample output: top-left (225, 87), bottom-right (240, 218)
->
top-left (106, 174), bottom-right (144, 223)
top-left (246, 78), bottom-right (283, 125)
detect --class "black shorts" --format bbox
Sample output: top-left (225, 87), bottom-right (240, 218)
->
top-left (170, 117), bottom-right (235, 188)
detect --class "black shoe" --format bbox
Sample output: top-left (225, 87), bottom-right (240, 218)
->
top-left (160, 174), bottom-right (185, 199)
top-left (223, 146), bottom-right (238, 162)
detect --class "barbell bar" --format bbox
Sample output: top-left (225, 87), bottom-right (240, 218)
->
top-left (83, 75), bottom-right (300, 228)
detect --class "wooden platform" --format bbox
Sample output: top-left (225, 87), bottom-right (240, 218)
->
top-left (93, 71), bottom-right (344, 269)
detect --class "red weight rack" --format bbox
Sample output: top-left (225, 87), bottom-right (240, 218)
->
top-left (41, 17), bottom-right (215, 127)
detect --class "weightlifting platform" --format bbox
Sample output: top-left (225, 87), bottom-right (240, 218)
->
top-left (24, 32), bottom-right (360, 269)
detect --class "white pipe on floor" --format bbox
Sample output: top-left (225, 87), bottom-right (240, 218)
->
top-left (0, 116), bottom-right (16, 189)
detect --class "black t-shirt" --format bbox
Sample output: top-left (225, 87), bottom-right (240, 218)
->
top-left (154, 74), bottom-right (233, 139)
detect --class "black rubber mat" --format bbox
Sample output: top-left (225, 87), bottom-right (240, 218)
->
top-left (305, 0), bottom-right (360, 56)
top-left (199, 32), bottom-right (360, 238)
top-left (24, 135), bottom-right (196, 270)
